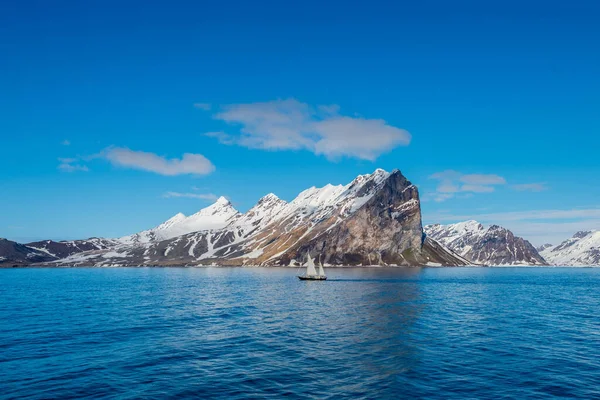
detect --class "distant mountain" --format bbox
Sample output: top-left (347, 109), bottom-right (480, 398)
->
top-left (0, 238), bottom-right (53, 266)
top-left (26, 238), bottom-right (120, 259)
top-left (118, 197), bottom-right (239, 244)
top-left (424, 220), bottom-right (546, 266)
top-left (36, 168), bottom-right (466, 267)
top-left (536, 243), bottom-right (553, 252)
top-left (540, 231), bottom-right (600, 266)
top-left (0, 237), bottom-right (122, 266)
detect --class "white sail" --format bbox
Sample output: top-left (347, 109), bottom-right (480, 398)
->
top-left (318, 257), bottom-right (325, 276)
top-left (306, 254), bottom-right (318, 276)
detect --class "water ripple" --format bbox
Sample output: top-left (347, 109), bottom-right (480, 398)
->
top-left (1, 267), bottom-right (600, 398)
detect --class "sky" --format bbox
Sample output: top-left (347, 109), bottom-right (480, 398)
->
top-left (1, 0), bottom-right (599, 246)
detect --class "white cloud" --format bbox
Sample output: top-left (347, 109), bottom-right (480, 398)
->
top-left (428, 170), bottom-right (507, 201)
top-left (318, 104), bottom-right (341, 114)
top-left (511, 183), bottom-right (548, 192)
top-left (432, 193), bottom-right (455, 202)
top-left (460, 184), bottom-right (496, 193)
top-left (61, 139), bottom-right (71, 146)
top-left (193, 103), bottom-right (212, 110)
top-left (205, 131), bottom-right (235, 145)
top-left (57, 158), bottom-right (89, 172)
top-left (210, 98), bottom-right (411, 160)
top-left (162, 192), bottom-right (219, 201)
top-left (460, 174), bottom-right (506, 185)
top-left (437, 182), bottom-right (460, 194)
top-left (103, 148), bottom-right (215, 176)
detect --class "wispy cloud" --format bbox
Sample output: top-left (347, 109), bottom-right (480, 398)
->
top-left (61, 139), bottom-right (71, 146)
top-left (162, 192), bottom-right (219, 201)
top-left (207, 98), bottom-right (411, 161)
top-left (193, 103), bottom-right (212, 111)
top-left (428, 170), bottom-right (507, 201)
top-left (511, 183), bottom-right (548, 192)
top-left (103, 147), bottom-right (215, 176)
top-left (57, 158), bottom-right (89, 172)
top-left (460, 174), bottom-right (506, 185)
top-left (205, 131), bottom-right (235, 145)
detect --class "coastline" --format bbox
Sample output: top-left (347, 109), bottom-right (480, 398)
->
top-left (2, 264), bottom-right (598, 269)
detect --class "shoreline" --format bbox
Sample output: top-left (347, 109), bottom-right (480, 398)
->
top-left (1, 264), bottom-right (598, 269)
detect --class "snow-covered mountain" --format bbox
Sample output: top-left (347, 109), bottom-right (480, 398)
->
top-left (0, 237), bottom-right (120, 266)
top-left (536, 243), bottom-right (553, 252)
top-left (540, 231), bottom-right (600, 266)
top-left (0, 238), bottom-right (53, 265)
top-left (26, 238), bottom-right (119, 259)
top-left (118, 196), bottom-right (240, 244)
top-left (45, 169), bottom-right (467, 267)
top-left (424, 220), bottom-right (546, 266)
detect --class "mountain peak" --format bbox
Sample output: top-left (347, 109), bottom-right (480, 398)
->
top-left (464, 219), bottom-right (482, 225)
top-left (257, 193), bottom-right (284, 204)
top-left (452, 220), bottom-right (484, 233)
top-left (171, 212), bottom-right (186, 220)
top-left (194, 197), bottom-right (237, 217)
top-left (541, 230), bottom-right (600, 266)
top-left (353, 168), bottom-right (389, 181)
top-left (118, 196), bottom-right (239, 244)
top-left (214, 196), bottom-right (230, 206)
top-left (537, 243), bottom-right (553, 252)
top-left (573, 230), bottom-right (593, 239)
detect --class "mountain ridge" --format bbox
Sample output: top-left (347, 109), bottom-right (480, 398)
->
top-left (7, 168), bottom-right (466, 267)
top-left (118, 196), bottom-right (240, 244)
top-left (540, 230), bottom-right (600, 266)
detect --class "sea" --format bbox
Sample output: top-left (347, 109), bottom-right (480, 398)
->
top-left (1, 267), bottom-right (600, 399)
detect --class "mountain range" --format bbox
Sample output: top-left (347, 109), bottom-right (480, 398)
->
top-left (1, 169), bottom-right (598, 267)
top-left (0, 169), bottom-right (466, 267)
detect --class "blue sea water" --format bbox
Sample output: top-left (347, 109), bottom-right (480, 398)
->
top-left (1, 267), bottom-right (600, 399)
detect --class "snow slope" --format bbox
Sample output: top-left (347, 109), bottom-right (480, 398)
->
top-left (541, 231), bottom-right (600, 266)
top-left (27, 238), bottom-right (119, 259)
top-left (119, 196), bottom-right (240, 244)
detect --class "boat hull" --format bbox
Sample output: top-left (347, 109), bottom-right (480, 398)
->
top-left (298, 275), bottom-right (327, 281)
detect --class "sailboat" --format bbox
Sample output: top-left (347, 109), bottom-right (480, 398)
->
top-left (298, 253), bottom-right (327, 280)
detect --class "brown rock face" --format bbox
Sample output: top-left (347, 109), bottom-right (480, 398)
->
top-left (278, 171), bottom-right (425, 266)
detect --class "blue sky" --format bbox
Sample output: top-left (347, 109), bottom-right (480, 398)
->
top-left (1, 0), bottom-right (599, 245)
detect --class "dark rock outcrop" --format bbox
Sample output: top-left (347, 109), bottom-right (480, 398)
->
top-left (0, 238), bottom-right (54, 266)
